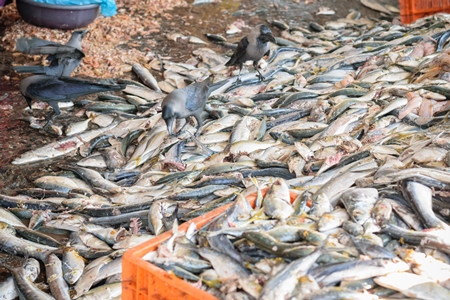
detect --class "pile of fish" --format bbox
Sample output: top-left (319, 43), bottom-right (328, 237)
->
top-left (145, 178), bottom-right (450, 299)
top-left (2, 10), bottom-right (450, 300)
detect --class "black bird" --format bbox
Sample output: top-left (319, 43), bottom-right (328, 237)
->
top-left (13, 30), bottom-right (88, 77)
top-left (19, 75), bottom-right (126, 126)
top-left (225, 24), bottom-right (276, 83)
top-left (161, 76), bottom-right (213, 136)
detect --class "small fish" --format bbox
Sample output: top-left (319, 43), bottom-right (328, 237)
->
top-left (188, 36), bottom-right (208, 45)
top-left (12, 121), bottom-right (119, 165)
top-left (62, 247), bottom-right (86, 285)
top-left (45, 253), bottom-right (71, 300)
top-left (0, 258), bottom-right (40, 300)
top-left (205, 33), bottom-right (227, 42)
top-left (123, 84), bottom-right (165, 101)
top-left (1, 255), bottom-right (55, 300)
top-left (316, 7), bottom-right (335, 15)
top-left (76, 282), bottom-right (122, 300)
top-left (271, 19), bottom-right (289, 30)
top-left (341, 188), bottom-right (379, 224)
top-left (375, 272), bottom-right (450, 300)
top-left (65, 118), bottom-right (91, 136)
top-left (132, 63), bottom-right (162, 92)
top-left (360, 0), bottom-right (392, 14)
top-left (148, 200), bottom-right (178, 235)
top-left (259, 245), bottom-right (324, 300)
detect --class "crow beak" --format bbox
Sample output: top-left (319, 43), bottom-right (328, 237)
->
top-left (25, 96), bottom-right (32, 109)
top-left (267, 34), bottom-right (276, 43)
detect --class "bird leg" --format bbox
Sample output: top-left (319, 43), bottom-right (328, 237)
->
top-left (42, 102), bottom-right (62, 130)
top-left (42, 121), bottom-right (52, 130)
top-left (42, 111), bottom-right (57, 130)
top-left (254, 61), bottom-right (265, 81)
top-left (233, 64), bottom-right (243, 85)
top-left (193, 114), bottom-right (203, 137)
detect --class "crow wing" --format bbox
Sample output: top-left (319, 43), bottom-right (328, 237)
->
top-left (27, 77), bottom-right (123, 102)
top-left (30, 45), bottom-right (81, 56)
top-left (48, 50), bottom-right (85, 76)
top-left (15, 37), bottom-right (62, 54)
top-left (225, 36), bottom-right (249, 66)
top-left (185, 81), bottom-right (210, 112)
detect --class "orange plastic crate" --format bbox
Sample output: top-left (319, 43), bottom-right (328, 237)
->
top-left (399, 0), bottom-right (450, 23)
top-left (122, 187), bottom-right (299, 300)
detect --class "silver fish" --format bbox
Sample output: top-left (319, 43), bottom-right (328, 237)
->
top-left (45, 253), bottom-right (71, 300)
top-left (0, 258), bottom-right (40, 300)
top-left (62, 247), bottom-right (86, 285)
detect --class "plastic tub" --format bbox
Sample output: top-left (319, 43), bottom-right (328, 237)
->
top-left (399, 0), bottom-right (450, 23)
top-left (122, 187), bottom-right (299, 300)
top-left (16, 0), bottom-right (99, 30)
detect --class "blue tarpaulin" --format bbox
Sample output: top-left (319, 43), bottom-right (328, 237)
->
top-left (34, 0), bottom-right (117, 17)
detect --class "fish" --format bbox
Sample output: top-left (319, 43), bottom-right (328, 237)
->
top-left (0, 227), bottom-right (57, 261)
top-left (76, 282), bottom-right (121, 300)
top-left (73, 255), bottom-right (112, 298)
top-left (45, 253), bottom-right (71, 300)
top-left (131, 63), bottom-right (162, 92)
top-left (61, 165), bottom-right (122, 194)
top-left (62, 247), bottom-right (86, 285)
top-left (123, 84), bottom-right (165, 101)
top-left (12, 120), bottom-right (120, 164)
top-left (148, 200), bottom-right (178, 235)
top-left (0, 257), bottom-right (40, 300)
top-left (0, 254), bottom-right (55, 300)
top-left (304, 287), bottom-right (379, 300)
top-left (341, 188), bottom-right (379, 225)
top-left (65, 118), bottom-right (92, 136)
top-left (360, 0), bottom-right (392, 14)
top-left (259, 244), bottom-right (324, 299)
top-left (262, 178), bottom-right (294, 219)
top-left (375, 272), bottom-right (450, 300)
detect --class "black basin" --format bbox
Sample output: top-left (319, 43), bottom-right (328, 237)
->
top-left (16, 0), bottom-right (99, 30)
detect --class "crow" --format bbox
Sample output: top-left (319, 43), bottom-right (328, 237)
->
top-left (13, 30), bottom-right (88, 77)
top-left (225, 24), bottom-right (275, 83)
top-left (161, 76), bottom-right (213, 136)
top-left (20, 75), bottom-right (126, 127)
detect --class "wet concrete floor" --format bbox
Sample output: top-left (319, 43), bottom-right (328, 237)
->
top-left (0, 0), bottom-right (397, 193)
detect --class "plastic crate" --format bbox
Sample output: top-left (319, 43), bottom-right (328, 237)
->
top-left (399, 0), bottom-right (450, 23)
top-left (122, 187), bottom-right (299, 300)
